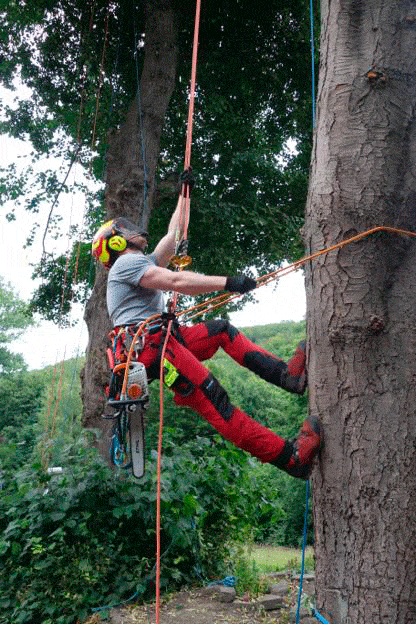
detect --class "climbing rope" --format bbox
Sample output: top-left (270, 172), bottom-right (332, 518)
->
top-left (154, 2), bottom-right (202, 622)
top-left (296, 479), bottom-right (310, 624)
top-left (176, 225), bottom-right (416, 324)
top-left (312, 608), bottom-right (331, 623)
top-left (170, 0), bottom-right (201, 270)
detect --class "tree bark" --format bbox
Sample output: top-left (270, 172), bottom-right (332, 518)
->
top-left (304, 2), bottom-right (416, 622)
top-left (81, 0), bottom-right (178, 456)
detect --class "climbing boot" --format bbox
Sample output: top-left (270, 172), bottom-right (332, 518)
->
top-left (270, 416), bottom-right (322, 479)
top-left (280, 340), bottom-right (307, 394)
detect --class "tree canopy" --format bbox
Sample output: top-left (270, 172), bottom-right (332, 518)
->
top-left (0, 0), bottom-right (316, 321)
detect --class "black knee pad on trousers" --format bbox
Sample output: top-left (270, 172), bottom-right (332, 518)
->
top-left (204, 319), bottom-right (239, 341)
top-left (171, 374), bottom-right (195, 397)
top-left (200, 373), bottom-right (234, 421)
top-left (243, 351), bottom-right (286, 384)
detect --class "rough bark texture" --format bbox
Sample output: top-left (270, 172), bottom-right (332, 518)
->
top-left (81, 0), bottom-right (178, 457)
top-left (304, 2), bottom-right (416, 622)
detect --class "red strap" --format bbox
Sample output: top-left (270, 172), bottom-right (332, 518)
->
top-left (106, 348), bottom-right (115, 370)
top-left (115, 333), bottom-right (125, 361)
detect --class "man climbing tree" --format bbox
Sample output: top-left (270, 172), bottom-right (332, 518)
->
top-left (91, 176), bottom-right (322, 478)
top-left (2, 0), bottom-right (416, 620)
top-left (81, 0), bottom-right (313, 442)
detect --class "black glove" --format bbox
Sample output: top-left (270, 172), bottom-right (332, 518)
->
top-left (225, 275), bottom-right (257, 294)
top-left (179, 167), bottom-right (195, 194)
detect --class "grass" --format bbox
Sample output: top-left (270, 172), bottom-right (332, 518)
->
top-left (248, 544), bottom-right (314, 574)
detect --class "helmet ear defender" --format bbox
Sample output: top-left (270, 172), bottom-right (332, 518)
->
top-left (108, 234), bottom-right (127, 252)
top-left (92, 218), bottom-right (144, 268)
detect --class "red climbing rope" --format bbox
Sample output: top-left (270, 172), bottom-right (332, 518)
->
top-left (155, 2), bottom-right (202, 622)
top-left (184, 0), bottom-right (201, 171)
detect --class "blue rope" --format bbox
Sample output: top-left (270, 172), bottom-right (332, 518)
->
top-left (312, 608), bottom-right (331, 624)
top-left (91, 589), bottom-right (140, 613)
top-left (207, 575), bottom-right (236, 587)
top-left (309, 0), bottom-right (316, 128)
top-left (295, 7), bottom-right (320, 623)
top-left (295, 478), bottom-right (310, 624)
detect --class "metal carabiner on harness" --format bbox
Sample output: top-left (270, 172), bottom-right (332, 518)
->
top-left (170, 238), bottom-right (192, 269)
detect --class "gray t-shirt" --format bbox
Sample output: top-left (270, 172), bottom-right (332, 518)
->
top-left (107, 252), bottom-right (165, 326)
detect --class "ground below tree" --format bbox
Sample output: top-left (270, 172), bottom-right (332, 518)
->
top-left (85, 575), bottom-right (317, 624)
top-left (101, 588), bottom-right (283, 623)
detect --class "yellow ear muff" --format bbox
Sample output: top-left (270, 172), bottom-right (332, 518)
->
top-left (108, 235), bottom-right (127, 252)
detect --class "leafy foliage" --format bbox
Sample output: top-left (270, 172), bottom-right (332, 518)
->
top-left (0, 321), bottom-right (311, 621)
top-left (0, 277), bottom-right (34, 373)
top-left (0, 0), bottom-right (317, 323)
top-left (29, 243), bottom-right (94, 324)
top-left (0, 436), bottom-right (255, 624)
top-left (0, 370), bottom-right (45, 432)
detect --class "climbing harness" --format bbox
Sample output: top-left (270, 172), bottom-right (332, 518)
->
top-left (104, 311), bottom-right (188, 478)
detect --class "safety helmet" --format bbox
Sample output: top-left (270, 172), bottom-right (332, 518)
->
top-left (92, 217), bottom-right (148, 268)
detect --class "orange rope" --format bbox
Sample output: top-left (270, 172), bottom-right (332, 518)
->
top-left (174, 0), bottom-right (201, 247)
top-left (184, 0), bottom-right (201, 170)
top-left (181, 0), bottom-right (201, 240)
top-left (155, 2), bottom-right (202, 622)
top-left (177, 225), bottom-right (416, 323)
top-left (155, 317), bottom-right (173, 617)
top-left (259, 225), bottom-right (416, 285)
top-left (121, 226), bottom-right (416, 363)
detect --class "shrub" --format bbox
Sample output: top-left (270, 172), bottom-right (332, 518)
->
top-left (0, 435), bottom-right (253, 624)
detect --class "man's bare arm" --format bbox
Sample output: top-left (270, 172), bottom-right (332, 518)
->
top-left (152, 196), bottom-right (186, 268)
top-left (140, 265), bottom-right (227, 295)
top-left (141, 265), bottom-right (257, 296)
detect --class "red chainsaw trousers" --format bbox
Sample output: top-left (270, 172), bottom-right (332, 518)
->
top-left (137, 320), bottom-right (299, 463)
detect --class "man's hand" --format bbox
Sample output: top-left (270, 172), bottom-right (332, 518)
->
top-left (179, 167), bottom-right (195, 195)
top-left (225, 275), bottom-right (257, 294)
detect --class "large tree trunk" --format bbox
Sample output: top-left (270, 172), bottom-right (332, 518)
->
top-left (81, 0), bottom-right (178, 456)
top-left (304, 1), bottom-right (416, 622)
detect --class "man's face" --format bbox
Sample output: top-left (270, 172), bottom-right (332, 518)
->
top-left (129, 231), bottom-right (149, 252)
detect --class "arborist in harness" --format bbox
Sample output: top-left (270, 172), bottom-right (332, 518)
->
top-left (92, 185), bottom-right (322, 480)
